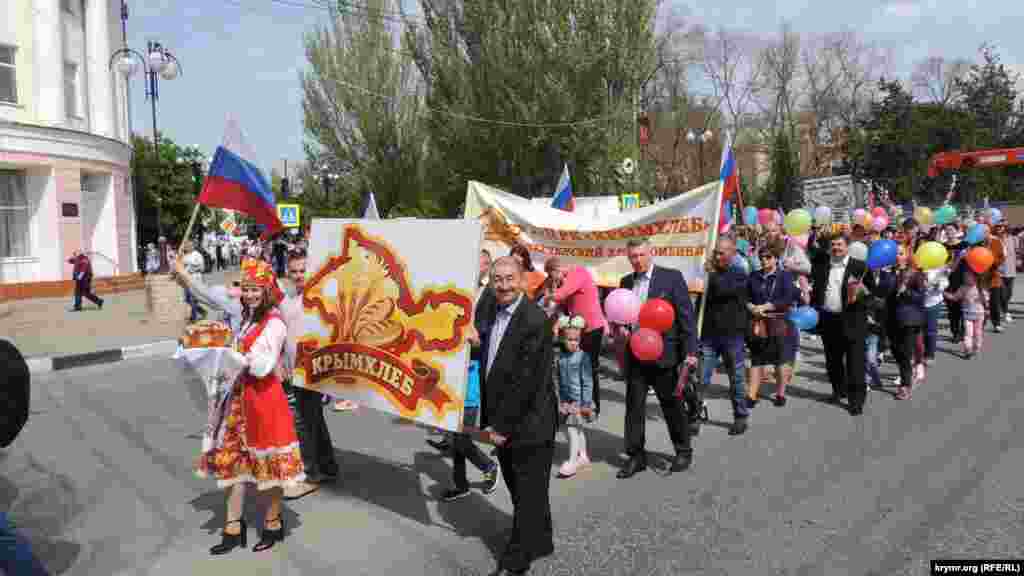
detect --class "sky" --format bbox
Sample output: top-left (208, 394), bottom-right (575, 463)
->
top-left (125, 0), bottom-right (1024, 176)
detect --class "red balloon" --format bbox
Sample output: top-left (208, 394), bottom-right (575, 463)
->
top-left (630, 328), bottom-right (664, 362)
top-left (638, 298), bottom-right (675, 333)
top-left (871, 206), bottom-right (887, 218)
top-left (966, 246), bottom-right (994, 274)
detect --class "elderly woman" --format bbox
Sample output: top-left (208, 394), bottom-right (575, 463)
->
top-left (746, 239), bottom-right (799, 406)
top-left (195, 258), bottom-right (305, 555)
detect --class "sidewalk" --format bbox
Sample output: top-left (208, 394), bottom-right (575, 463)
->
top-left (0, 269), bottom-right (236, 361)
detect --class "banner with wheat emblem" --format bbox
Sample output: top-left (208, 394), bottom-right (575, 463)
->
top-left (293, 219), bottom-right (482, 432)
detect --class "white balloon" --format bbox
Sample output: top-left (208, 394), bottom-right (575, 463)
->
top-left (814, 206), bottom-right (832, 224)
top-left (849, 241), bottom-right (868, 261)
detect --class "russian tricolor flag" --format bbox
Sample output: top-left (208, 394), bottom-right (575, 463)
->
top-left (197, 120), bottom-right (284, 239)
top-left (718, 133), bottom-right (739, 234)
top-left (551, 164), bottom-right (575, 212)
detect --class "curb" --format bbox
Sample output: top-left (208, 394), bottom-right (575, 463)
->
top-left (28, 339), bottom-right (179, 375)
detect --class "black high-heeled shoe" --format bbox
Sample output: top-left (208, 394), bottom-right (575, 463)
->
top-left (253, 515), bottom-right (285, 552)
top-left (210, 518), bottom-right (247, 555)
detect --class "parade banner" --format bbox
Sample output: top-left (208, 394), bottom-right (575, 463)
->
top-left (292, 219), bottom-right (482, 433)
top-left (464, 180), bottom-right (719, 289)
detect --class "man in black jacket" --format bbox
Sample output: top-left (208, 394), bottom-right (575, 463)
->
top-left (616, 238), bottom-right (698, 478)
top-left (479, 256), bottom-right (557, 575)
top-left (698, 237), bottom-right (752, 435)
top-left (810, 233), bottom-right (876, 415)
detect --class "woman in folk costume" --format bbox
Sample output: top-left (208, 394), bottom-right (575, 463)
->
top-left (196, 258), bottom-right (305, 555)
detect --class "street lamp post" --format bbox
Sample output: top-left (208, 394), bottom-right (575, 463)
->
top-left (109, 38), bottom-right (182, 243)
top-left (687, 129), bottom-right (714, 185)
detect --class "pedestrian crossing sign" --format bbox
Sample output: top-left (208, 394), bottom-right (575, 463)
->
top-left (278, 204), bottom-right (300, 228)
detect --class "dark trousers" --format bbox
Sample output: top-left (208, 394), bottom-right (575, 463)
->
top-left (624, 361), bottom-right (691, 457)
top-left (184, 288), bottom-right (202, 322)
top-left (452, 407), bottom-right (494, 491)
top-left (73, 279), bottom-right (102, 310)
top-left (580, 327), bottom-right (604, 413)
top-left (820, 311), bottom-right (867, 409)
top-left (947, 300), bottom-right (964, 339)
top-left (989, 285), bottom-right (1004, 327)
top-left (283, 380), bottom-right (338, 481)
top-left (1002, 277), bottom-right (1015, 313)
top-left (923, 305), bottom-right (941, 359)
top-left (890, 324), bottom-right (920, 388)
top-left (496, 441), bottom-right (555, 572)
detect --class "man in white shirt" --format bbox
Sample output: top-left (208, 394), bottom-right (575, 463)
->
top-left (182, 241), bottom-right (207, 322)
top-left (810, 233), bottom-right (875, 415)
top-left (280, 247), bottom-right (339, 500)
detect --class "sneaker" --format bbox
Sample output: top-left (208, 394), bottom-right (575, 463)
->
top-left (441, 488), bottom-right (471, 502)
top-left (994, 325), bottom-right (1004, 333)
top-left (575, 452), bottom-right (592, 469)
top-left (481, 463), bottom-right (501, 494)
top-left (1006, 314), bottom-right (1014, 323)
top-left (895, 387), bottom-right (911, 400)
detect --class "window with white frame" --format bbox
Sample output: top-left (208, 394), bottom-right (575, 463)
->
top-left (0, 171), bottom-right (30, 258)
top-left (0, 45), bottom-right (16, 104)
top-left (64, 62), bottom-right (78, 118)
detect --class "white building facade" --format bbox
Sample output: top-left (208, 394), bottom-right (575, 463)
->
top-left (0, 0), bottom-right (134, 285)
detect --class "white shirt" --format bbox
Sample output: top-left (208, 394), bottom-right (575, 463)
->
top-left (824, 256), bottom-right (849, 313)
top-left (486, 294), bottom-right (522, 378)
top-left (924, 269), bottom-right (949, 308)
top-left (184, 250), bottom-right (205, 278)
top-left (239, 315), bottom-right (287, 378)
top-left (632, 268), bottom-right (652, 304)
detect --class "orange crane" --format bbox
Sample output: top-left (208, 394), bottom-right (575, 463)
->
top-left (927, 147), bottom-right (1024, 178)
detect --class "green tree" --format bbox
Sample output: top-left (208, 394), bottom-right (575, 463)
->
top-left (131, 134), bottom-right (209, 243)
top-left (301, 0), bottom-right (436, 219)
top-left (768, 130), bottom-right (798, 211)
top-left (406, 0), bottom-right (659, 214)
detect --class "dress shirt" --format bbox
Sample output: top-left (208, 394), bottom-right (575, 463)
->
top-left (632, 268), bottom-right (652, 304)
top-left (824, 255), bottom-right (849, 313)
top-left (486, 293), bottom-right (523, 378)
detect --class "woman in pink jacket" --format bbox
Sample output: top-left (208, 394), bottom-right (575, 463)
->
top-left (546, 257), bottom-right (608, 415)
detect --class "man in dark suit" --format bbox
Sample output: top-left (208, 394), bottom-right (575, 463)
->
top-left (810, 233), bottom-right (876, 415)
top-left (479, 256), bottom-right (557, 575)
top-left (615, 238), bottom-right (698, 479)
top-left (697, 237), bottom-right (751, 435)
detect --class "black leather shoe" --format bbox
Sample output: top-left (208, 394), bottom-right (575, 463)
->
top-left (728, 419), bottom-right (748, 436)
top-left (689, 421), bottom-right (701, 436)
top-left (670, 453), bottom-right (692, 472)
top-left (848, 405), bottom-right (863, 416)
top-left (616, 456), bottom-right (647, 479)
top-left (827, 394), bottom-right (842, 405)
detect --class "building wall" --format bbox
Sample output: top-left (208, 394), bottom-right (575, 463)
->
top-left (0, 0), bottom-right (133, 285)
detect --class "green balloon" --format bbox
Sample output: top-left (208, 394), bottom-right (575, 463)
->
top-left (784, 209), bottom-right (812, 236)
top-left (934, 204), bottom-right (957, 225)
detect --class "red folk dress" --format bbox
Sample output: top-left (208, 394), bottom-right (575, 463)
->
top-left (195, 310), bottom-right (305, 490)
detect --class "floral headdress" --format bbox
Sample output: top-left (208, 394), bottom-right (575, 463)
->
top-left (556, 315), bottom-right (586, 331)
top-left (240, 257), bottom-right (284, 304)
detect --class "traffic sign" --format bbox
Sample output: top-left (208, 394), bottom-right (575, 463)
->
top-left (278, 204), bottom-right (301, 228)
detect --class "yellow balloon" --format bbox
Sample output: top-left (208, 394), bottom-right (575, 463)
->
top-left (784, 209), bottom-right (812, 236)
top-left (914, 241), bottom-right (947, 270)
top-left (913, 206), bottom-right (933, 225)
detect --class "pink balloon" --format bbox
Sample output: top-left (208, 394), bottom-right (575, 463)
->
top-left (871, 207), bottom-right (887, 218)
top-left (872, 215), bottom-right (888, 232)
top-left (604, 288), bottom-right (641, 325)
top-left (758, 209), bottom-right (776, 226)
top-left (853, 209), bottom-right (867, 222)
top-left (791, 233), bottom-right (809, 248)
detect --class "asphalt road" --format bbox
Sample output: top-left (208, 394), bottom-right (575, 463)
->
top-left (5, 306), bottom-right (1024, 575)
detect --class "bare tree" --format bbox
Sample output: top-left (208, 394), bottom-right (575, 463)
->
top-left (911, 56), bottom-right (971, 106)
top-left (701, 26), bottom-right (764, 137)
top-left (756, 23), bottom-right (801, 142)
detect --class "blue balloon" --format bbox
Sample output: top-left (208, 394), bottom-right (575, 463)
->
top-left (866, 239), bottom-right (898, 270)
top-left (788, 306), bottom-right (819, 331)
top-left (736, 238), bottom-right (750, 254)
top-left (990, 207), bottom-right (1002, 224)
top-left (743, 206), bottom-right (758, 226)
top-left (966, 223), bottom-right (986, 245)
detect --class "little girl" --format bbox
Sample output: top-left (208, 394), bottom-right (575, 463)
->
top-left (946, 269), bottom-right (987, 358)
top-left (555, 315), bottom-right (594, 479)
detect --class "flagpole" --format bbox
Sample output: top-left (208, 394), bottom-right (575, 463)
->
top-left (178, 203), bottom-right (203, 257)
top-left (696, 178), bottom-right (726, 340)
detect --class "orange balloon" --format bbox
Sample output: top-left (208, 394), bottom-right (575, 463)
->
top-left (966, 247), bottom-right (994, 274)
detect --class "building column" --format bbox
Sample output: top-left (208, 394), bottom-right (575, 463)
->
top-left (32, 0), bottom-right (65, 124)
top-left (86, 0), bottom-right (115, 138)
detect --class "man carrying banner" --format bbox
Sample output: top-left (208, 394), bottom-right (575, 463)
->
top-left (616, 238), bottom-right (698, 478)
top-left (480, 256), bottom-right (557, 575)
top-left (281, 247), bottom-right (338, 500)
